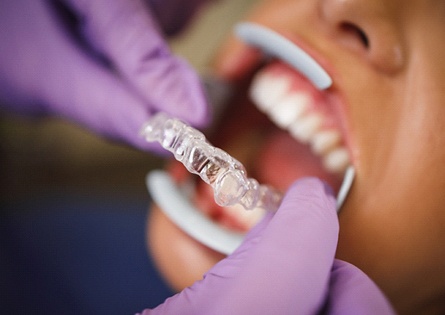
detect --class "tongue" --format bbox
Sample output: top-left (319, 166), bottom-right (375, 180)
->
top-left (256, 130), bottom-right (342, 192)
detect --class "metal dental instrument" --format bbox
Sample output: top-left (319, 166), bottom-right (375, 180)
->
top-left (141, 112), bottom-right (283, 213)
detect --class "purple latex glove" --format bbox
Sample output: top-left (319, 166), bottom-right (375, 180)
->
top-left (0, 0), bottom-right (210, 151)
top-left (140, 178), bottom-right (395, 315)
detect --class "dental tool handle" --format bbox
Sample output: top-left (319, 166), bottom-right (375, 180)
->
top-left (141, 113), bottom-right (283, 212)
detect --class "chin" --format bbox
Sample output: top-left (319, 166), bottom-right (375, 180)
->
top-left (147, 205), bottom-right (225, 292)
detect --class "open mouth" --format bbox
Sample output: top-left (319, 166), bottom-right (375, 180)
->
top-left (173, 61), bottom-right (350, 228)
top-left (147, 23), bottom-right (354, 254)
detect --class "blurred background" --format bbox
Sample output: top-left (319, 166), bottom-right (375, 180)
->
top-left (0, 1), bottom-right (257, 314)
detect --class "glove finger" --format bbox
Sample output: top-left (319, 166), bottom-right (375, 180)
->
top-left (218, 178), bottom-right (338, 315)
top-left (203, 212), bottom-right (274, 279)
top-left (0, 0), bottom-right (166, 151)
top-left (51, 55), bottom-right (162, 152)
top-left (35, 20), bottom-right (164, 151)
top-left (0, 0), bottom-right (60, 112)
top-left (259, 178), bottom-right (339, 267)
top-left (325, 260), bottom-right (395, 315)
top-left (64, 0), bottom-right (210, 127)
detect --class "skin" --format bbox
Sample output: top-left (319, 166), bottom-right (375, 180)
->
top-left (149, 0), bottom-right (445, 313)
top-left (147, 206), bottom-right (225, 292)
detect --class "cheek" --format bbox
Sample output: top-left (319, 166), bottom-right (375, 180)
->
top-left (336, 101), bottom-right (445, 307)
top-left (335, 40), bottom-right (445, 298)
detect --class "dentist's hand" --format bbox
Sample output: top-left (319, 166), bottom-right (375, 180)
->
top-left (141, 178), bottom-right (394, 315)
top-left (0, 0), bottom-right (210, 151)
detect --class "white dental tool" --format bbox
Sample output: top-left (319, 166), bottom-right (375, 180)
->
top-left (235, 22), bottom-right (332, 90)
top-left (336, 166), bottom-right (355, 210)
top-left (146, 166), bottom-right (355, 255)
top-left (141, 112), bottom-right (283, 213)
top-left (147, 170), bottom-right (245, 255)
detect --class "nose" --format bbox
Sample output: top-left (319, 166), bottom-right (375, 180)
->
top-left (319, 0), bottom-right (405, 74)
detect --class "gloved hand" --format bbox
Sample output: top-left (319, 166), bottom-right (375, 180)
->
top-left (0, 0), bottom-right (210, 151)
top-left (140, 178), bottom-right (394, 315)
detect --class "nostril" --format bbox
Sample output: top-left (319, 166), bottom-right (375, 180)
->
top-left (340, 22), bottom-right (369, 49)
top-left (319, 0), bottom-right (405, 74)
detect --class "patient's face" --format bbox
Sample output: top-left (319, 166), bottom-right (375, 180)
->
top-left (149, 0), bottom-right (445, 313)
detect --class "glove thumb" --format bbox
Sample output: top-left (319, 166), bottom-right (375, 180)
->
top-left (324, 260), bottom-right (395, 315)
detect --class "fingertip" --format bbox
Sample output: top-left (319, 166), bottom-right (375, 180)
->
top-left (271, 177), bottom-right (339, 247)
top-left (290, 177), bottom-right (334, 194)
top-left (328, 260), bottom-right (395, 315)
top-left (147, 57), bottom-right (211, 128)
top-left (228, 212), bottom-right (274, 258)
top-left (285, 177), bottom-right (337, 212)
top-left (72, 0), bottom-right (210, 128)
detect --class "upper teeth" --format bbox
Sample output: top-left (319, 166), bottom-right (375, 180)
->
top-left (270, 92), bottom-right (310, 128)
top-left (250, 72), bottom-right (350, 174)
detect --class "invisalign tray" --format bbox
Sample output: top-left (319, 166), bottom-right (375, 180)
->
top-left (141, 112), bottom-right (283, 212)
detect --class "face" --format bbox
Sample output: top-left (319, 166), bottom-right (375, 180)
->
top-left (150, 0), bottom-right (445, 313)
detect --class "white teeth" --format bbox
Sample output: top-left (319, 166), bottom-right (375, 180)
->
top-left (270, 93), bottom-right (310, 128)
top-left (250, 73), bottom-right (291, 112)
top-left (249, 71), bottom-right (351, 175)
top-left (289, 113), bottom-right (323, 143)
top-left (311, 130), bottom-right (341, 155)
top-left (323, 148), bottom-right (350, 173)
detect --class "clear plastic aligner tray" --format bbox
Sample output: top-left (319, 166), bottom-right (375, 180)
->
top-left (141, 113), bottom-right (283, 213)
